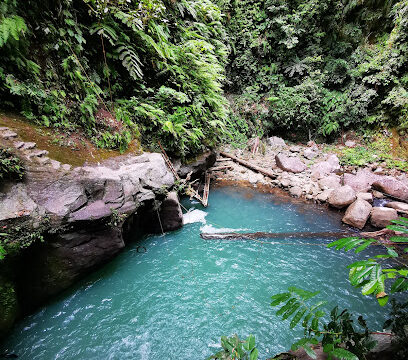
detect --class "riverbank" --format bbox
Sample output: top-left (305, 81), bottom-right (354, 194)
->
top-left (211, 136), bottom-right (408, 232)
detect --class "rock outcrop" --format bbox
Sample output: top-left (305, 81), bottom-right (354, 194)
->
top-left (342, 199), bottom-right (372, 229)
top-left (0, 126), bottom-right (195, 335)
top-left (275, 153), bottom-right (306, 173)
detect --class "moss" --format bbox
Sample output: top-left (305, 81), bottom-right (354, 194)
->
top-left (0, 276), bottom-right (18, 338)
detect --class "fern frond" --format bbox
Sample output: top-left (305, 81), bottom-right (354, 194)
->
top-left (116, 42), bottom-right (143, 80)
top-left (0, 15), bottom-right (27, 47)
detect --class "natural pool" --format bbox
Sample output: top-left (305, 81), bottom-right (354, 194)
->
top-left (1, 186), bottom-right (387, 359)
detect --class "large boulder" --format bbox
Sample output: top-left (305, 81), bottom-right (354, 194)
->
top-left (275, 153), bottom-right (306, 173)
top-left (342, 199), bottom-right (372, 229)
top-left (328, 185), bottom-right (356, 209)
top-left (370, 207), bottom-right (399, 228)
top-left (372, 176), bottom-right (408, 201)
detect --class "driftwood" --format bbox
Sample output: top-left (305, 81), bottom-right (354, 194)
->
top-left (219, 151), bottom-right (277, 179)
top-left (209, 165), bottom-right (233, 171)
top-left (200, 231), bottom-right (354, 240)
top-left (202, 172), bottom-right (211, 207)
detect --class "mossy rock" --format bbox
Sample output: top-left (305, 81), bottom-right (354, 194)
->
top-left (0, 276), bottom-right (18, 338)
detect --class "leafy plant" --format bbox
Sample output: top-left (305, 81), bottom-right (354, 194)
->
top-left (207, 334), bottom-right (258, 360)
top-left (0, 148), bottom-right (24, 181)
top-left (328, 218), bottom-right (408, 307)
top-left (271, 287), bottom-right (373, 360)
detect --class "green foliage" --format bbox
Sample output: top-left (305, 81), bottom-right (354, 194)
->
top-left (266, 217), bottom-right (408, 359)
top-left (207, 334), bottom-right (258, 360)
top-left (0, 15), bottom-right (27, 47)
top-left (328, 217), bottom-right (408, 307)
top-left (0, 0), bottom-right (231, 156)
top-left (336, 133), bottom-right (408, 171)
top-left (221, 0), bottom-right (408, 139)
top-left (271, 287), bottom-right (374, 359)
top-left (0, 216), bottom-right (49, 261)
top-left (0, 148), bottom-right (24, 181)
top-left (384, 299), bottom-right (408, 358)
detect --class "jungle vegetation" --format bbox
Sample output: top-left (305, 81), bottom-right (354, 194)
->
top-left (0, 0), bottom-right (408, 156)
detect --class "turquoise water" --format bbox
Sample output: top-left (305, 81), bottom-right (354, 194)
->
top-left (2, 186), bottom-right (387, 359)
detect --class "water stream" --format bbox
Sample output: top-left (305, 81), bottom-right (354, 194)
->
top-left (1, 186), bottom-right (387, 359)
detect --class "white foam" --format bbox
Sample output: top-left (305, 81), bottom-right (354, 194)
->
top-left (200, 224), bottom-right (249, 234)
top-left (183, 209), bottom-right (208, 224)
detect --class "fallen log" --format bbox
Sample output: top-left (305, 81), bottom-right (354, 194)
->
top-left (219, 151), bottom-right (277, 179)
top-left (200, 231), bottom-right (354, 240)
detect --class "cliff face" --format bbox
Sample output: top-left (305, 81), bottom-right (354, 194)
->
top-left (0, 128), bottom-right (184, 337)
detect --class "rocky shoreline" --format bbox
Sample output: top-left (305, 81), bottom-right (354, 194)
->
top-left (212, 137), bottom-right (408, 231)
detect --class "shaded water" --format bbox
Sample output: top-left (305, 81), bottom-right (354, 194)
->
top-left (2, 186), bottom-right (387, 359)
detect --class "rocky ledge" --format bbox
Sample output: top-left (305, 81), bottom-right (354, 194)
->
top-left (214, 137), bottom-right (408, 231)
top-left (0, 126), bottom-right (189, 336)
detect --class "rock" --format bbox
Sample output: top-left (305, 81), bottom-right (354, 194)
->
top-left (357, 192), bottom-right (373, 203)
top-left (0, 184), bottom-right (39, 221)
top-left (345, 140), bottom-right (356, 147)
top-left (28, 149), bottom-right (49, 158)
top-left (21, 226), bottom-right (125, 306)
top-left (342, 199), bottom-right (372, 229)
top-left (0, 130), bottom-right (17, 139)
top-left (158, 192), bottom-right (183, 232)
top-left (267, 136), bottom-right (286, 148)
top-left (372, 190), bottom-right (385, 199)
top-left (386, 201), bottom-right (408, 213)
top-left (310, 157), bottom-right (340, 180)
top-left (303, 148), bottom-right (318, 159)
top-left (370, 207), bottom-right (398, 228)
top-left (280, 177), bottom-right (290, 188)
top-left (318, 174), bottom-right (341, 190)
top-left (344, 168), bottom-right (380, 192)
top-left (373, 177), bottom-right (408, 201)
top-left (374, 167), bottom-right (385, 175)
top-left (315, 189), bottom-right (333, 202)
top-left (326, 154), bottom-right (340, 170)
top-left (289, 186), bottom-right (303, 197)
top-left (328, 185), bottom-right (356, 209)
top-left (289, 145), bottom-right (301, 153)
top-left (275, 153), bottom-right (306, 173)
top-left (178, 152), bottom-right (216, 179)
